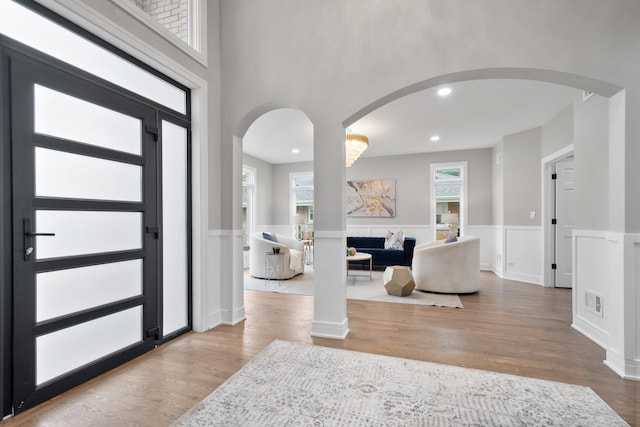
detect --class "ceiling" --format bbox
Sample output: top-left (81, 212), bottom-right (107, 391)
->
top-left (242, 79), bottom-right (582, 165)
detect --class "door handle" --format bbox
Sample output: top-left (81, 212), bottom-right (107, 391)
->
top-left (23, 218), bottom-right (55, 261)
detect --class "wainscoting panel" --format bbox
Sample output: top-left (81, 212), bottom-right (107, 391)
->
top-left (571, 231), bottom-right (611, 349)
top-left (467, 225), bottom-right (495, 271)
top-left (493, 226), bottom-right (504, 276)
top-left (204, 230), bottom-right (223, 331)
top-left (502, 226), bottom-right (542, 285)
top-left (635, 239), bottom-right (640, 376)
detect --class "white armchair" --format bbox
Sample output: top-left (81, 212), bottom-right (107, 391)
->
top-left (411, 236), bottom-right (480, 294)
top-left (249, 232), bottom-right (305, 279)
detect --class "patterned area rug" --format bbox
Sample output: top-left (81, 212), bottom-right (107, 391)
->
top-left (244, 266), bottom-right (463, 308)
top-left (173, 341), bottom-right (628, 426)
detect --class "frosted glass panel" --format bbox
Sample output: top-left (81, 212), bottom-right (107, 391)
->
top-left (37, 260), bottom-right (143, 322)
top-left (161, 121), bottom-right (188, 335)
top-left (36, 306), bottom-right (142, 385)
top-left (0, 0), bottom-right (186, 113)
top-left (35, 148), bottom-right (142, 201)
top-left (36, 211), bottom-right (142, 259)
top-left (34, 85), bottom-right (142, 155)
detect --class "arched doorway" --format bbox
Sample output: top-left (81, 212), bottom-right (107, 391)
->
top-left (234, 103), bottom-right (314, 316)
top-left (338, 68), bottom-right (627, 377)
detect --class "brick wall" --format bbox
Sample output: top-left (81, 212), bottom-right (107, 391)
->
top-left (134, 0), bottom-right (188, 43)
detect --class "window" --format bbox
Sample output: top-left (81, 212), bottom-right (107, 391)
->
top-left (430, 162), bottom-right (467, 240)
top-left (133, 0), bottom-right (190, 44)
top-left (291, 172), bottom-right (314, 239)
top-left (0, 0), bottom-right (188, 113)
top-left (242, 167), bottom-right (256, 249)
top-left (112, 0), bottom-right (206, 65)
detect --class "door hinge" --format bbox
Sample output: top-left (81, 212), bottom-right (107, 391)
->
top-left (551, 263), bottom-right (557, 270)
top-left (145, 125), bottom-right (158, 141)
top-left (146, 326), bottom-right (160, 340)
top-left (146, 226), bottom-right (160, 239)
top-left (551, 218), bottom-right (557, 225)
top-left (551, 173), bottom-right (557, 179)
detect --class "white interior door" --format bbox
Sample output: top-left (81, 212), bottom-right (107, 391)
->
top-left (555, 159), bottom-right (575, 288)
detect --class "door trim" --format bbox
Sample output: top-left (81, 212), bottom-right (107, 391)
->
top-left (541, 144), bottom-right (574, 288)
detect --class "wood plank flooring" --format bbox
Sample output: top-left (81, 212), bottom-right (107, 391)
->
top-left (3, 272), bottom-right (638, 426)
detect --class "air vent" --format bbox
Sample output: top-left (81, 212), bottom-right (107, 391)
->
top-left (583, 90), bottom-right (594, 102)
top-left (584, 289), bottom-right (603, 317)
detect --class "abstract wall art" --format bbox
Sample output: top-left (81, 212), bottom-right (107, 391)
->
top-left (346, 179), bottom-right (396, 217)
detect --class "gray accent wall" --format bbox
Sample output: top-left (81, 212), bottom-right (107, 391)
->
top-left (503, 128), bottom-right (542, 226)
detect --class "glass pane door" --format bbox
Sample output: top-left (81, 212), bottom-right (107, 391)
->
top-left (10, 53), bottom-right (158, 413)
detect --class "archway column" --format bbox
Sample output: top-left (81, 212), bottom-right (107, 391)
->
top-left (604, 90), bottom-right (640, 380)
top-left (311, 119), bottom-right (349, 339)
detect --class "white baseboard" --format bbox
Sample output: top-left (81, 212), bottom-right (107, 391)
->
top-left (311, 318), bottom-right (349, 340)
top-left (207, 310), bottom-right (222, 330)
top-left (220, 307), bottom-right (246, 326)
top-left (603, 358), bottom-right (640, 381)
top-left (501, 271), bottom-right (542, 285)
top-left (571, 317), bottom-right (609, 351)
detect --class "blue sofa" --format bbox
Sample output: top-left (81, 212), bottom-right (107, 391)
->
top-left (347, 236), bottom-right (416, 269)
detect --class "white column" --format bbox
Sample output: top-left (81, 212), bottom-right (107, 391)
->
top-left (603, 91), bottom-right (640, 379)
top-left (311, 119), bottom-right (349, 339)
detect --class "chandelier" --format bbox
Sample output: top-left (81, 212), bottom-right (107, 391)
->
top-left (345, 132), bottom-right (369, 167)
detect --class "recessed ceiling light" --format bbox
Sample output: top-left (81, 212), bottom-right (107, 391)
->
top-left (430, 135), bottom-right (441, 142)
top-left (437, 87), bottom-right (452, 96)
top-left (292, 148), bottom-right (300, 154)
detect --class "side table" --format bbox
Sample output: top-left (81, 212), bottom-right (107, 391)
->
top-left (346, 252), bottom-right (372, 279)
top-left (265, 252), bottom-right (284, 284)
top-left (383, 265), bottom-right (415, 296)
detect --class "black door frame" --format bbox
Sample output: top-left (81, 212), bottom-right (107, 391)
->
top-left (11, 49), bottom-right (160, 413)
top-left (0, 32), bottom-right (192, 416)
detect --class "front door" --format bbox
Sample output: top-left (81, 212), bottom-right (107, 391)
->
top-left (9, 50), bottom-right (160, 413)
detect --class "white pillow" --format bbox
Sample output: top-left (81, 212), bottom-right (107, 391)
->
top-left (384, 230), bottom-right (404, 249)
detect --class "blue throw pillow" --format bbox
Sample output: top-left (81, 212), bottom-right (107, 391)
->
top-left (262, 232), bottom-right (278, 243)
top-left (444, 236), bottom-right (458, 243)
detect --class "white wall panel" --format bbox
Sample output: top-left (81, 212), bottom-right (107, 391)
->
top-left (572, 231), bottom-right (611, 348)
top-left (503, 226), bottom-right (542, 284)
top-left (493, 226), bottom-right (504, 275)
top-left (467, 225), bottom-right (494, 271)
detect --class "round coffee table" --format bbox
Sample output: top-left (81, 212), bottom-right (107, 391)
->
top-left (346, 252), bottom-right (372, 279)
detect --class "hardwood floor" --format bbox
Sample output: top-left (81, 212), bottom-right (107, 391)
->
top-left (3, 272), bottom-right (638, 426)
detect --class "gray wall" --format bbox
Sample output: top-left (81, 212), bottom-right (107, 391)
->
top-left (242, 153), bottom-right (274, 226)
top-left (253, 99), bottom-right (603, 231)
top-left (503, 128), bottom-right (542, 226)
top-left (272, 162), bottom-right (314, 225)
top-left (220, 0), bottom-right (640, 233)
top-left (492, 141), bottom-right (504, 225)
top-left (346, 149), bottom-right (493, 226)
top-left (541, 103), bottom-right (573, 159)
top-left (574, 96), bottom-right (610, 231)
top-left (250, 149), bottom-right (493, 227)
